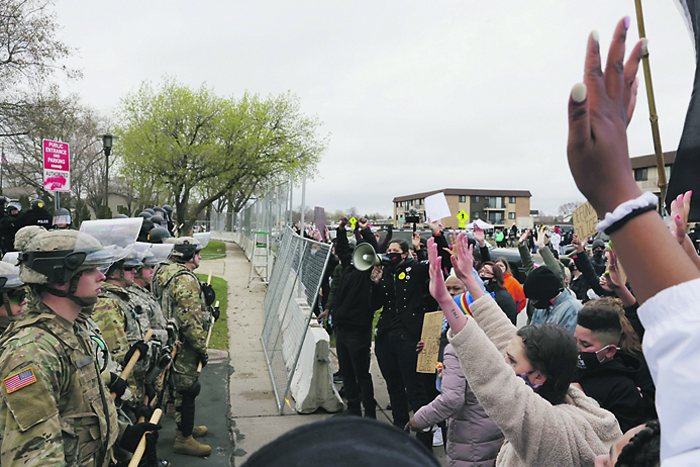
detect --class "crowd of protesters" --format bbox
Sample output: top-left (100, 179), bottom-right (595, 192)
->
top-left (276, 17), bottom-right (700, 467)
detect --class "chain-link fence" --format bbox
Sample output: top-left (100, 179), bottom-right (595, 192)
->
top-left (209, 182), bottom-right (291, 261)
top-left (260, 227), bottom-right (331, 414)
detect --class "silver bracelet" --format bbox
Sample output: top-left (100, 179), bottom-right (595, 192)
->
top-left (595, 192), bottom-right (659, 233)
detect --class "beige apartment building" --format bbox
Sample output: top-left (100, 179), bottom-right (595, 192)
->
top-left (631, 151), bottom-right (675, 201)
top-left (393, 188), bottom-right (531, 229)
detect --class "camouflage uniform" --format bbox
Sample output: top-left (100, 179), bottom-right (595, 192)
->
top-left (0, 300), bottom-right (119, 466)
top-left (156, 262), bottom-right (209, 428)
top-left (126, 283), bottom-right (168, 346)
top-left (92, 282), bottom-right (153, 403)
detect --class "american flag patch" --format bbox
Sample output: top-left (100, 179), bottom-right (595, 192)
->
top-left (3, 368), bottom-right (37, 393)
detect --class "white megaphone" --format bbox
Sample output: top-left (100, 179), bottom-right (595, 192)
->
top-left (353, 243), bottom-right (387, 271)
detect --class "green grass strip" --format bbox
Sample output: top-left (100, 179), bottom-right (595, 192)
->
top-left (196, 273), bottom-right (229, 351)
top-left (200, 240), bottom-right (227, 260)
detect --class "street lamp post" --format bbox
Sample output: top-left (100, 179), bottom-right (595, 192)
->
top-left (101, 134), bottom-right (113, 217)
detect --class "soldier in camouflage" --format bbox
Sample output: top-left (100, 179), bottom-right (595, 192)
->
top-left (156, 236), bottom-right (212, 457)
top-left (0, 229), bottom-right (160, 466)
top-left (92, 252), bottom-right (157, 421)
top-left (0, 262), bottom-right (27, 335)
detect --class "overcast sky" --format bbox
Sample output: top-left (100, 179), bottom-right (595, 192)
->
top-left (53, 1), bottom-right (695, 217)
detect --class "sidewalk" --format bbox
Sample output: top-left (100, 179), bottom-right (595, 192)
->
top-left (215, 241), bottom-right (447, 466)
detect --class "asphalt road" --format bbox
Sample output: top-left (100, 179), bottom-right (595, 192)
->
top-left (157, 351), bottom-right (233, 466)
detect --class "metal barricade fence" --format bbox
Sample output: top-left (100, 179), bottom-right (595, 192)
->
top-left (260, 228), bottom-right (331, 414)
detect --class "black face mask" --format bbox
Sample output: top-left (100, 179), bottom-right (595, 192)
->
top-left (388, 252), bottom-right (403, 265)
top-left (577, 346), bottom-right (613, 370)
top-left (482, 278), bottom-right (494, 292)
top-left (532, 299), bottom-right (552, 310)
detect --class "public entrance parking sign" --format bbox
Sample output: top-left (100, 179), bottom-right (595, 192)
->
top-left (43, 139), bottom-right (70, 192)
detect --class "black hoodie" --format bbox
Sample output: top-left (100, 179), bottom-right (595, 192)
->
top-left (573, 351), bottom-right (647, 432)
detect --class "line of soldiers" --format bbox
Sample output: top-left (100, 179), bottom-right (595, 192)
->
top-left (0, 216), bottom-right (220, 466)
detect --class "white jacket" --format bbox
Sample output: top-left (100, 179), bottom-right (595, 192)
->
top-left (638, 278), bottom-right (700, 465)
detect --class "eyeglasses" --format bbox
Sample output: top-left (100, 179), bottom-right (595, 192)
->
top-left (1, 288), bottom-right (26, 306)
top-left (123, 265), bottom-right (138, 272)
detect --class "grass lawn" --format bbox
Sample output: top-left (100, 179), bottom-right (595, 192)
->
top-left (200, 240), bottom-right (226, 260)
top-left (196, 272), bottom-right (228, 351)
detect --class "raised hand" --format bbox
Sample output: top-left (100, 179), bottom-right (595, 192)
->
top-left (473, 224), bottom-right (486, 247)
top-left (669, 191), bottom-right (692, 244)
top-left (451, 233), bottom-right (475, 286)
top-left (427, 238), bottom-right (450, 303)
top-left (518, 229), bottom-right (530, 246)
top-left (427, 217), bottom-right (443, 236)
top-left (571, 233), bottom-right (585, 253)
top-left (567, 17), bottom-right (645, 216)
top-left (535, 227), bottom-right (547, 250)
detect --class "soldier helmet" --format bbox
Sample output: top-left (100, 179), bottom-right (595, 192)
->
top-left (52, 207), bottom-right (72, 228)
top-left (106, 248), bottom-right (142, 278)
top-left (30, 199), bottom-right (46, 210)
top-left (153, 207), bottom-right (167, 216)
top-left (0, 262), bottom-right (24, 316)
top-left (14, 226), bottom-right (48, 252)
top-left (138, 211), bottom-right (153, 219)
top-left (165, 236), bottom-right (203, 262)
top-left (17, 230), bottom-right (118, 306)
top-left (148, 227), bottom-right (172, 244)
top-left (144, 208), bottom-right (156, 216)
top-left (162, 205), bottom-right (173, 214)
top-left (6, 202), bottom-right (21, 215)
top-left (150, 215), bottom-right (166, 227)
top-left (113, 213), bottom-right (129, 219)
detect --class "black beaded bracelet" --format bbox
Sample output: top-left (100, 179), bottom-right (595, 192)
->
top-left (603, 205), bottom-right (657, 235)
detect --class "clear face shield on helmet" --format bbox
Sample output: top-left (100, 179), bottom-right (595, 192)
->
top-left (138, 243), bottom-right (174, 266)
top-left (78, 218), bottom-right (143, 274)
top-left (193, 232), bottom-right (210, 250)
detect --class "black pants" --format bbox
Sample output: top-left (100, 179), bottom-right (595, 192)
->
top-left (335, 326), bottom-right (376, 413)
top-left (375, 328), bottom-right (432, 449)
top-left (177, 380), bottom-right (201, 437)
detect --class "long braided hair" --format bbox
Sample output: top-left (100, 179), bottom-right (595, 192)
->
top-left (615, 419), bottom-right (660, 467)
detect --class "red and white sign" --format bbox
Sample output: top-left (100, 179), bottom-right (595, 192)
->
top-left (42, 139), bottom-right (70, 192)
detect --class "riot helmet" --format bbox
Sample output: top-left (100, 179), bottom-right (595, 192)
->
top-left (52, 208), bottom-right (71, 229)
top-left (148, 227), bottom-right (172, 244)
top-left (165, 236), bottom-right (203, 263)
top-left (0, 262), bottom-right (25, 317)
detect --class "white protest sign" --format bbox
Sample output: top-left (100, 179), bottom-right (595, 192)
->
top-left (425, 192), bottom-right (452, 221)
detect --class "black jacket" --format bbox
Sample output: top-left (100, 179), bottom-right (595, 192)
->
top-left (15, 207), bottom-right (52, 230)
top-left (330, 226), bottom-right (379, 332)
top-left (573, 352), bottom-right (647, 433)
top-left (372, 255), bottom-right (436, 341)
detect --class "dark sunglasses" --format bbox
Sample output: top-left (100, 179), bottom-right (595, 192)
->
top-left (1, 288), bottom-right (26, 305)
top-left (123, 265), bottom-right (138, 272)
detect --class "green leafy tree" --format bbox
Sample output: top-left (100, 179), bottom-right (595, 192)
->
top-left (116, 79), bottom-right (326, 233)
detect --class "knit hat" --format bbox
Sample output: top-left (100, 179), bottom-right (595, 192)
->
top-left (592, 239), bottom-right (605, 250)
top-left (523, 266), bottom-right (561, 302)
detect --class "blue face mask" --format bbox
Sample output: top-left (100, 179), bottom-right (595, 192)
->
top-left (517, 370), bottom-right (543, 389)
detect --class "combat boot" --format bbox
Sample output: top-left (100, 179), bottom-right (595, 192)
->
top-left (191, 425), bottom-right (208, 438)
top-left (174, 431), bottom-right (211, 457)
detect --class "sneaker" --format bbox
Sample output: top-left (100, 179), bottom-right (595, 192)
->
top-left (432, 427), bottom-right (444, 447)
top-left (333, 371), bottom-right (343, 384)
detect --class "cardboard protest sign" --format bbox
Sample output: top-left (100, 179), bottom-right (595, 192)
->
top-left (572, 201), bottom-right (599, 240)
top-left (416, 311), bottom-right (444, 374)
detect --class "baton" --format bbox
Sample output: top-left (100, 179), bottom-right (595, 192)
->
top-left (197, 301), bottom-right (218, 373)
top-left (127, 408), bottom-right (163, 467)
top-left (111, 329), bottom-right (154, 399)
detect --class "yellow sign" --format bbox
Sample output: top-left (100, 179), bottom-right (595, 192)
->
top-left (572, 201), bottom-right (599, 241)
top-left (417, 311), bottom-right (444, 373)
top-left (349, 216), bottom-right (357, 229)
top-left (456, 210), bottom-right (469, 228)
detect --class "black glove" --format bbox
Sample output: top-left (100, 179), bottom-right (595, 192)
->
top-left (120, 422), bottom-right (161, 453)
top-left (211, 306), bottom-right (220, 321)
top-left (109, 372), bottom-right (127, 400)
top-left (142, 431), bottom-right (159, 467)
top-left (124, 340), bottom-right (149, 364)
top-left (137, 402), bottom-right (152, 421)
top-left (145, 383), bottom-right (157, 402)
top-left (199, 352), bottom-right (208, 369)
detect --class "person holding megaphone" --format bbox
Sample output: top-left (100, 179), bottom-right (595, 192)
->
top-left (320, 216), bottom-right (381, 418)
